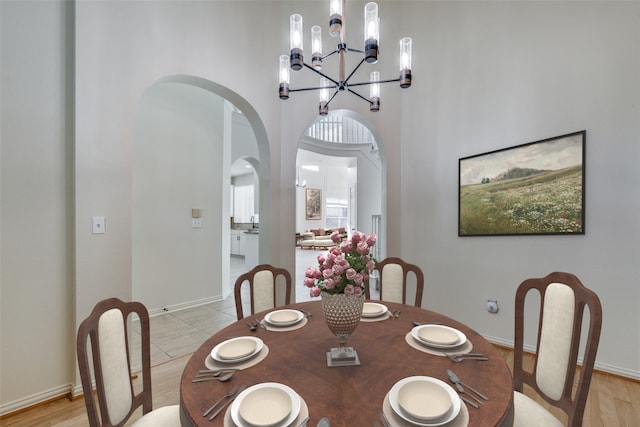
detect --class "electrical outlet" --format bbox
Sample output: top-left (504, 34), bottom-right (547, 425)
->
top-left (487, 299), bottom-right (499, 313)
top-left (192, 218), bottom-right (202, 228)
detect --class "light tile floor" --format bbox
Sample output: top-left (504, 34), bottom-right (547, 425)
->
top-left (138, 248), bottom-right (379, 367)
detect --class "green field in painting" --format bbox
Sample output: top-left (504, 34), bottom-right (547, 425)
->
top-left (459, 166), bottom-right (583, 235)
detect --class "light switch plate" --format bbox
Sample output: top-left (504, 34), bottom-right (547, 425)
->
top-left (92, 216), bottom-right (105, 234)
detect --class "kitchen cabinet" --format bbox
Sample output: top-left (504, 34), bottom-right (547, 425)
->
top-left (230, 230), bottom-right (246, 256)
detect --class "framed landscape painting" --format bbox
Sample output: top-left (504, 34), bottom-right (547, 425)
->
top-left (305, 188), bottom-right (322, 220)
top-left (458, 131), bottom-right (585, 236)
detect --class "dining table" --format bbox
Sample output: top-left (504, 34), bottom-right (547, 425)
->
top-left (179, 300), bottom-right (514, 427)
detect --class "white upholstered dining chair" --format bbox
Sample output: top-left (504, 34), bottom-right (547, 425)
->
top-left (234, 263), bottom-right (292, 320)
top-left (370, 257), bottom-right (424, 307)
top-left (76, 298), bottom-right (180, 427)
top-left (513, 272), bottom-right (602, 427)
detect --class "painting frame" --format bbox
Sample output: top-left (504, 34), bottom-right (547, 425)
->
top-left (458, 131), bottom-right (586, 236)
top-left (305, 188), bottom-right (322, 220)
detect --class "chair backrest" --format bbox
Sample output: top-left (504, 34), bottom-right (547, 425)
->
top-left (234, 264), bottom-right (292, 320)
top-left (76, 298), bottom-right (153, 427)
top-left (372, 257), bottom-right (424, 307)
top-left (513, 272), bottom-right (602, 426)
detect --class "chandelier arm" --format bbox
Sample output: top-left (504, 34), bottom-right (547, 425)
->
top-left (343, 57), bottom-right (367, 86)
top-left (346, 88), bottom-right (372, 104)
top-left (322, 50), bottom-right (340, 60)
top-left (303, 62), bottom-right (340, 87)
top-left (347, 77), bottom-right (402, 88)
top-left (325, 89), bottom-right (340, 107)
top-left (345, 47), bottom-right (365, 54)
top-left (289, 86), bottom-right (332, 93)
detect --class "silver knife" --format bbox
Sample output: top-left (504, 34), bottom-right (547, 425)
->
top-left (446, 369), bottom-right (489, 400)
top-left (209, 385), bottom-right (247, 420)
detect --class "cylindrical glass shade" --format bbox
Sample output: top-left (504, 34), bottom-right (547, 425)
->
top-left (290, 14), bottom-right (304, 70)
top-left (279, 55), bottom-right (290, 99)
top-left (319, 77), bottom-right (330, 103)
top-left (369, 71), bottom-right (380, 98)
top-left (279, 55), bottom-right (290, 84)
top-left (329, 0), bottom-right (343, 37)
top-left (364, 3), bottom-right (379, 63)
top-left (399, 37), bottom-right (412, 88)
top-left (319, 77), bottom-right (330, 115)
top-left (369, 71), bottom-right (380, 112)
top-left (399, 37), bottom-right (412, 71)
top-left (290, 14), bottom-right (303, 51)
top-left (311, 25), bottom-right (323, 70)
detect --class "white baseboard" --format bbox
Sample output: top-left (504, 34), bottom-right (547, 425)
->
top-left (483, 334), bottom-right (640, 380)
top-left (147, 295), bottom-right (224, 317)
top-left (0, 384), bottom-right (73, 417)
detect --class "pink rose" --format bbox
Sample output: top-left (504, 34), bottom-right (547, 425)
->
top-left (317, 254), bottom-right (326, 264)
top-left (340, 241), bottom-right (352, 253)
top-left (314, 269), bottom-right (322, 279)
top-left (304, 277), bottom-right (315, 288)
top-left (366, 233), bottom-right (377, 246)
top-left (351, 231), bottom-right (363, 243)
top-left (305, 267), bottom-right (316, 278)
top-left (323, 278), bottom-right (335, 290)
top-left (323, 269), bottom-right (334, 279)
top-left (366, 260), bottom-right (376, 271)
top-left (345, 268), bottom-right (357, 281)
top-left (331, 231), bottom-right (341, 243)
top-left (310, 287), bottom-right (321, 298)
top-left (344, 284), bottom-right (355, 295)
top-left (353, 273), bottom-right (364, 285)
top-left (333, 264), bottom-right (344, 276)
top-left (356, 241), bottom-right (369, 255)
top-left (354, 287), bottom-right (363, 297)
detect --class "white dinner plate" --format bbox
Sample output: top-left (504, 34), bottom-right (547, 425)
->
top-left (264, 309), bottom-right (304, 327)
top-left (361, 302), bottom-right (388, 318)
top-left (231, 382), bottom-right (301, 427)
top-left (211, 336), bottom-right (263, 363)
top-left (389, 376), bottom-right (460, 426)
top-left (411, 324), bottom-right (467, 349)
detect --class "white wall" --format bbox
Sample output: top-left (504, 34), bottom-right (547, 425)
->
top-left (396, 1), bottom-right (640, 378)
top-left (133, 82), bottom-right (226, 311)
top-left (1, 0), bottom-right (74, 409)
top-left (1, 0), bottom-right (638, 415)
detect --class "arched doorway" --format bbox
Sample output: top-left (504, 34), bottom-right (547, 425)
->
top-left (294, 110), bottom-right (384, 302)
top-left (132, 76), bottom-right (269, 312)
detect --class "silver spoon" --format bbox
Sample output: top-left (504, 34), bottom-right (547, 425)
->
top-left (192, 370), bottom-right (236, 382)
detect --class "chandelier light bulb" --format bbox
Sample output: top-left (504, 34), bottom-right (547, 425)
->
top-left (329, 0), bottom-right (343, 37)
top-left (311, 25), bottom-right (323, 70)
top-left (290, 14), bottom-right (304, 70)
top-left (399, 37), bottom-right (412, 88)
top-left (279, 55), bottom-right (290, 99)
top-left (370, 71), bottom-right (380, 112)
top-left (364, 3), bottom-right (379, 63)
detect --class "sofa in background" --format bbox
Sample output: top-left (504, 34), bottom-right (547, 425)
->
top-left (299, 228), bottom-right (347, 250)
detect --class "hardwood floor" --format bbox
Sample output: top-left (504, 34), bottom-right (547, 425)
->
top-left (2, 253), bottom-right (638, 426)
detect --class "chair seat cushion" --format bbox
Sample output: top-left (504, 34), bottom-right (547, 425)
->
top-left (131, 404), bottom-right (181, 427)
top-left (513, 391), bottom-right (563, 427)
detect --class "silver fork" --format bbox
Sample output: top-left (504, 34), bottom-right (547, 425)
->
top-left (246, 321), bottom-right (257, 331)
top-left (202, 385), bottom-right (237, 416)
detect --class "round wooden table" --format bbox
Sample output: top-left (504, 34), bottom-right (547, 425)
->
top-left (180, 301), bottom-right (514, 427)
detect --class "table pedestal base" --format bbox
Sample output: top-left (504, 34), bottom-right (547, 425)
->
top-left (326, 347), bottom-right (361, 367)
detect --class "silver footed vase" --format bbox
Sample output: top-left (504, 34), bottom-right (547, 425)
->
top-left (321, 292), bottom-right (365, 355)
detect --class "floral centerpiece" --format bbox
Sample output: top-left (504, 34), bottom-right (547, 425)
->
top-left (304, 230), bottom-right (377, 297)
top-left (304, 230), bottom-right (377, 366)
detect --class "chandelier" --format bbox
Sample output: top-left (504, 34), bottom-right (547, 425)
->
top-left (278, 0), bottom-right (412, 115)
